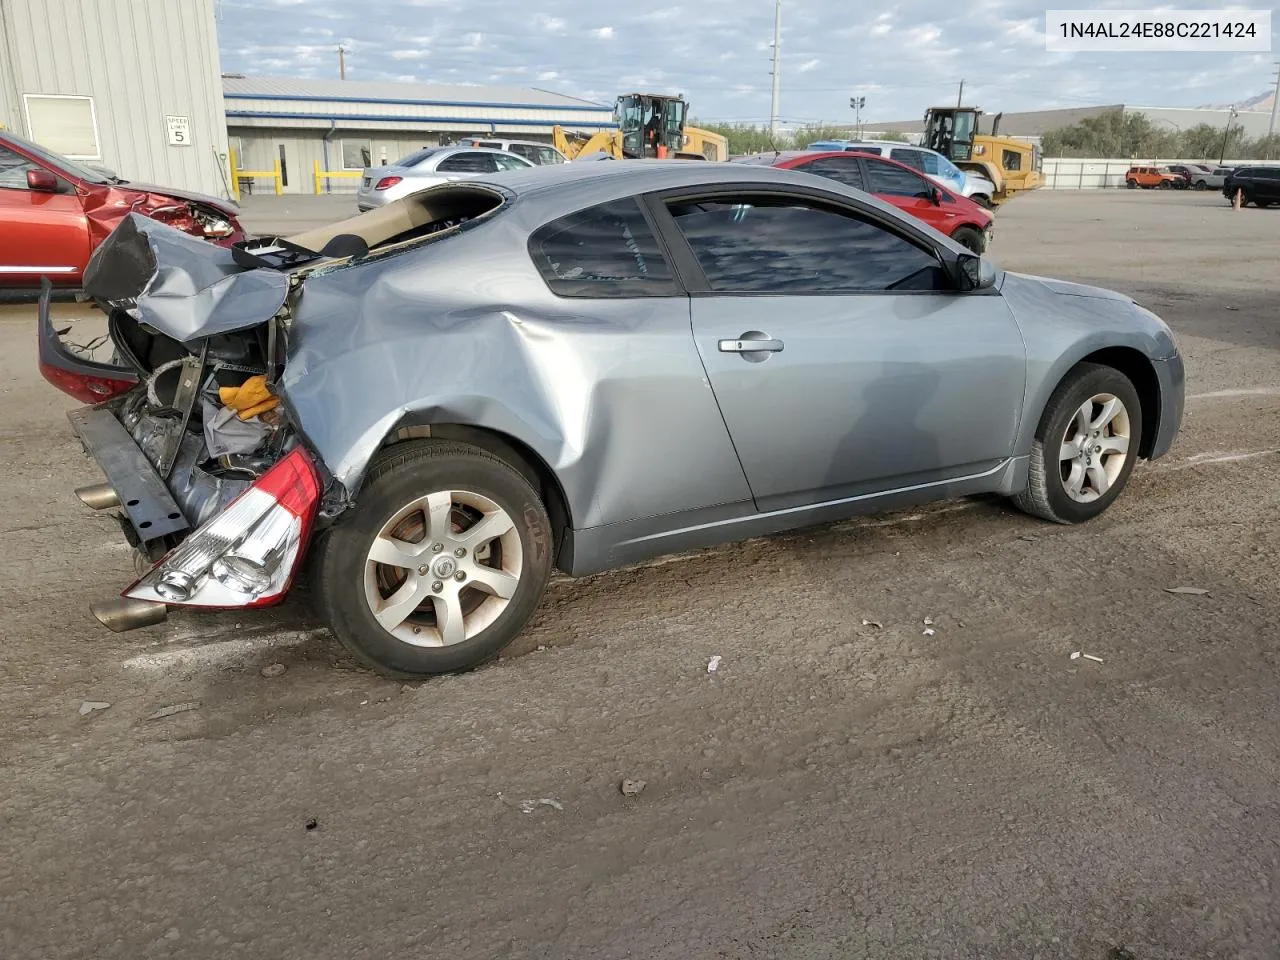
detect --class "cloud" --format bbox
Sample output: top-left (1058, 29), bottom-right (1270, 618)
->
top-left (214, 0), bottom-right (1274, 125)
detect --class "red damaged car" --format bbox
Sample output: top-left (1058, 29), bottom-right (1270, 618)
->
top-left (0, 129), bottom-right (245, 290)
top-left (732, 150), bottom-right (993, 254)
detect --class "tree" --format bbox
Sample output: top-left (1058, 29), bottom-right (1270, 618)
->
top-left (1039, 109), bottom-right (1279, 160)
top-left (791, 123), bottom-right (853, 149)
top-left (692, 122), bottom-right (784, 157)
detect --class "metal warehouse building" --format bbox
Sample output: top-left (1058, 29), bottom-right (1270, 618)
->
top-left (0, 0), bottom-right (232, 198)
top-left (223, 77), bottom-right (615, 195)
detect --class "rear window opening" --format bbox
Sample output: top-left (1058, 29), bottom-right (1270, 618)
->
top-left (238, 186), bottom-right (508, 271)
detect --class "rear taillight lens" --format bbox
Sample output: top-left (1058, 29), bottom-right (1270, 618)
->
top-left (124, 446), bottom-right (321, 609)
top-left (39, 360), bottom-right (136, 404)
top-left (374, 176), bottom-right (402, 191)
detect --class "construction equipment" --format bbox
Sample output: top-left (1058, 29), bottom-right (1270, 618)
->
top-left (553, 93), bottom-right (728, 162)
top-left (921, 107), bottom-right (1043, 205)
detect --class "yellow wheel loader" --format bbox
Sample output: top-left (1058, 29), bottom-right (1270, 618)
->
top-left (553, 93), bottom-right (728, 162)
top-left (922, 107), bottom-right (1043, 205)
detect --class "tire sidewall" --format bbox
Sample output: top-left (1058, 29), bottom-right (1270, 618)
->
top-left (1037, 368), bottom-right (1143, 523)
top-left (318, 452), bottom-right (553, 676)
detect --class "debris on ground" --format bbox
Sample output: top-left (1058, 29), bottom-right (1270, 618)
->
top-left (304, 818), bottom-right (318, 831)
top-left (146, 702), bottom-right (200, 721)
top-left (78, 701), bottom-right (111, 716)
top-left (620, 778), bottom-right (647, 797)
top-left (1165, 586), bottom-right (1210, 596)
top-left (1070, 651), bottom-right (1105, 663)
top-left (861, 618), bottom-right (883, 629)
top-left (260, 662), bottom-right (287, 679)
top-left (1019, 534), bottom-right (1041, 542)
top-left (707, 655), bottom-right (723, 674)
top-left (923, 617), bottom-right (935, 626)
top-left (519, 798), bottom-right (564, 814)
top-left (923, 629), bottom-right (936, 637)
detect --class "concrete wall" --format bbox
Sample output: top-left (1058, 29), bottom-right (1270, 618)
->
top-left (0, 0), bottom-right (230, 198)
top-left (1042, 157), bottom-right (1271, 189)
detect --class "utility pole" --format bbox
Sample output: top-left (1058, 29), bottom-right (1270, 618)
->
top-left (1268, 62), bottom-right (1280, 142)
top-left (769, 0), bottom-right (782, 138)
top-left (338, 44), bottom-right (347, 80)
top-left (850, 95), bottom-right (866, 138)
top-left (1220, 106), bottom-right (1238, 163)
top-left (957, 79), bottom-right (965, 108)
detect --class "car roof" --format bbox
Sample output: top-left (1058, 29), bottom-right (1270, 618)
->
top-left (458, 158), bottom-right (914, 221)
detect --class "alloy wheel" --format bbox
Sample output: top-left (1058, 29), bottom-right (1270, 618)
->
top-left (1058, 393), bottom-right (1131, 503)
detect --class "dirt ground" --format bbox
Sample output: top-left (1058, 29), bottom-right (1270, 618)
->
top-left (2, 189), bottom-right (1278, 960)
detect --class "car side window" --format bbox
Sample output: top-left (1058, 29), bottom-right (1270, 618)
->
top-left (889, 148), bottom-right (925, 172)
top-left (865, 160), bottom-right (933, 198)
top-left (538, 146), bottom-right (565, 164)
top-left (508, 144), bottom-right (536, 162)
top-left (795, 157), bottom-right (865, 190)
top-left (437, 153), bottom-right (498, 173)
top-left (848, 146), bottom-right (881, 156)
top-left (529, 198), bottom-right (676, 298)
top-left (0, 146), bottom-right (38, 190)
top-left (493, 154), bottom-right (528, 171)
top-left (666, 195), bottom-right (944, 294)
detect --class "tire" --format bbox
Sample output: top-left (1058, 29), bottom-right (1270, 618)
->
top-left (1011, 363), bottom-right (1143, 525)
top-left (1158, 180), bottom-right (1170, 189)
top-left (1194, 180), bottom-right (1208, 191)
top-left (1256, 199), bottom-right (1272, 208)
top-left (950, 225), bottom-right (984, 254)
top-left (1126, 179), bottom-right (1138, 189)
top-left (316, 439), bottom-right (554, 677)
top-left (972, 195), bottom-right (994, 210)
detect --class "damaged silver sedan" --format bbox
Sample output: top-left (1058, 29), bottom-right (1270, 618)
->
top-left (39, 161), bottom-right (1185, 677)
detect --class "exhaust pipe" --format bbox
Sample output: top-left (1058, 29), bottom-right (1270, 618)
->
top-left (76, 482), bottom-right (120, 510)
top-left (91, 597), bottom-right (168, 632)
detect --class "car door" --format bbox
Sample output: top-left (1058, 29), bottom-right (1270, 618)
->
top-left (1257, 168), bottom-right (1280, 202)
top-left (861, 157), bottom-right (959, 233)
top-left (0, 144), bottom-right (90, 285)
top-left (651, 189), bottom-right (1026, 512)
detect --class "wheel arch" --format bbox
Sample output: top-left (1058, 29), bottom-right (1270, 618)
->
top-left (1026, 347), bottom-right (1162, 460)
top-left (376, 421), bottom-right (575, 570)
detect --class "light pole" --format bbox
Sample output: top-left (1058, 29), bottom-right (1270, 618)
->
top-left (850, 95), bottom-right (865, 138)
top-left (1219, 106), bottom-right (1239, 164)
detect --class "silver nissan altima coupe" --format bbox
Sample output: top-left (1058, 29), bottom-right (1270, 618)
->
top-left (40, 160), bottom-right (1184, 677)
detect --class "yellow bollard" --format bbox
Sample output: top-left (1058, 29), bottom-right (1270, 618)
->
top-left (228, 148), bottom-right (240, 202)
top-left (272, 158), bottom-right (283, 196)
top-left (314, 159), bottom-right (322, 195)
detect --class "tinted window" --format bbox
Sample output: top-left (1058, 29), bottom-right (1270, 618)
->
top-left (530, 198), bottom-right (675, 298)
top-left (508, 144), bottom-right (537, 161)
top-left (0, 146), bottom-right (39, 189)
top-left (493, 153), bottom-right (529, 171)
top-left (890, 148), bottom-right (926, 172)
top-left (1255, 167), bottom-right (1280, 179)
top-left (866, 160), bottom-right (933, 198)
top-left (667, 196), bottom-right (942, 294)
top-left (393, 148), bottom-right (438, 167)
top-left (847, 146), bottom-right (882, 156)
top-left (437, 152), bottom-right (499, 173)
top-left (795, 156), bottom-right (865, 190)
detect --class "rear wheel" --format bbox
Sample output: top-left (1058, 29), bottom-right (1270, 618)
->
top-left (1012, 364), bottom-right (1143, 525)
top-left (316, 439), bottom-right (554, 677)
top-left (950, 225), bottom-right (985, 254)
top-left (1158, 180), bottom-right (1171, 189)
top-left (1194, 180), bottom-right (1208, 190)
top-left (1126, 179), bottom-right (1138, 189)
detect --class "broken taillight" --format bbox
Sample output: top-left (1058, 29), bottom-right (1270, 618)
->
top-left (375, 176), bottom-right (403, 191)
top-left (39, 359), bottom-right (136, 404)
top-left (124, 446), bottom-right (321, 609)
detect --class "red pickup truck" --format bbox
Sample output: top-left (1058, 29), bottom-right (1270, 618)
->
top-left (1, 129), bottom-right (245, 290)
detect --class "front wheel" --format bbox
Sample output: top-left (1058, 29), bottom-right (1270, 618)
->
top-left (1126, 179), bottom-right (1138, 189)
top-left (1011, 363), bottom-right (1143, 525)
top-left (316, 439), bottom-right (554, 677)
top-left (1158, 180), bottom-right (1171, 189)
top-left (950, 225), bottom-right (985, 254)
top-left (1194, 180), bottom-right (1208, 190)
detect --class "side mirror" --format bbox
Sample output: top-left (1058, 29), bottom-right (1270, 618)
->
top-left (27, 169), bottom-right (59, 192)
top-left (957, 253), bottom-right (997, 291)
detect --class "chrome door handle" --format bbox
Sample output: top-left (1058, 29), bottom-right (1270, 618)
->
top-left (718, 335), bottom-right (784, 353)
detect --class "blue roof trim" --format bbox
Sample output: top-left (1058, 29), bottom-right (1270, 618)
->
top-left (224, 92), bottom-right (609, 113)
top-left (224, 110), bottom-right (615, 129)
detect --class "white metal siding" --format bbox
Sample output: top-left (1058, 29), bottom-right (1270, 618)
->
top-left (0, 0), bottom-right (230, 198)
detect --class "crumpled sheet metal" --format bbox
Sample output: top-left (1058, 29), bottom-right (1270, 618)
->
top-left (82, 213), bottom-right (289, 344)
top-left (278, 234), bottom-right (752, 531)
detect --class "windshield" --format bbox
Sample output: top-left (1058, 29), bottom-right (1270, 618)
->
top-left (392, 148), bottom-right (438, 168)
top-left (0, 130), bottom-right (113, 183)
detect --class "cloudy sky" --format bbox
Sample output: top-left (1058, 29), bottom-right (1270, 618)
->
top-left (214, 0), bottom-right (1276, 123)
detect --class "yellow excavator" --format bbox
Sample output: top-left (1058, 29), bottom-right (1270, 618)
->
top-left (922, 106), bottom-right (1043, 205)
top-left (553, 93), bottom-right (728, 162)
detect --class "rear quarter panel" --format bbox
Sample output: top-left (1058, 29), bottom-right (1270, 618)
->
top-left (280, 206), bottom-right (753, 531)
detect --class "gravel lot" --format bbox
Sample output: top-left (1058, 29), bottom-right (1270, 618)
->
top-left (2, 189), bottom-right (1278, 960)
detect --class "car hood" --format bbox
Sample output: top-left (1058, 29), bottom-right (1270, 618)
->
top-left (108, 180), bottom-right (239, 216)
top-left (1001, 271), bottom-right (1131, 302)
